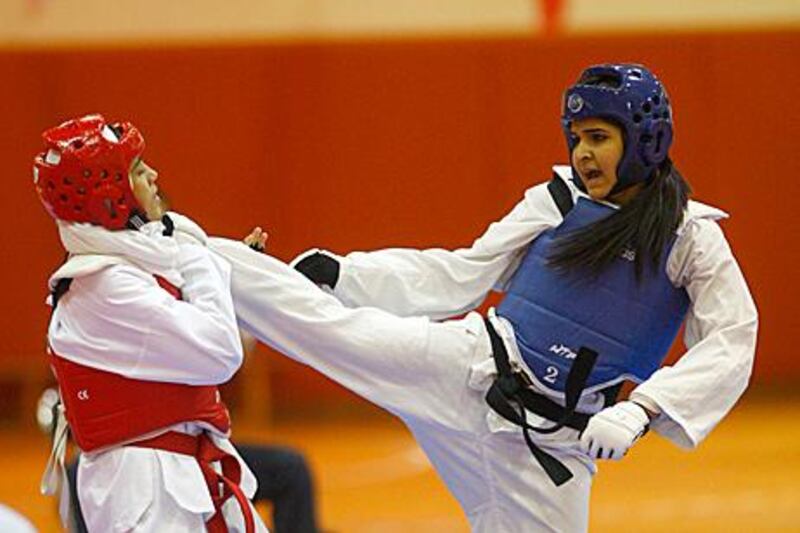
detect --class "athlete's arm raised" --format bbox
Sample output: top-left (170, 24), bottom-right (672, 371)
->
top-left (293, 181), bottom-right (563, 320)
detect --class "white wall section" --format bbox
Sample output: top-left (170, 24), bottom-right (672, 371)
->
top-left (1, 0), bottom-right (798, 47)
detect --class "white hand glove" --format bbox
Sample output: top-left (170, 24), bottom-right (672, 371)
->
top-left (580, 401), bottom-right (650, 460)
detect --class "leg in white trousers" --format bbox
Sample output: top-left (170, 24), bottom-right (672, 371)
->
top-left (212, 239), bottom-right (591, 532)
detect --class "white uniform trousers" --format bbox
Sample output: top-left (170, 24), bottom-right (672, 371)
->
top-left (77, 446), bottom-right (270, 533)
top-left (213, 239), bottom-right (593, 533)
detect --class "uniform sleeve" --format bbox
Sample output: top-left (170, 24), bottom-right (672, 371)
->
top-left (49, 243), bottom-right (243, 385)
top-left (630, 218), bottom-right (758, 448)
top-left (329, 182), bottom-right (563, 319)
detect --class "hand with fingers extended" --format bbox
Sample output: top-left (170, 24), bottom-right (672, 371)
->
top-left (579, 401), bottom-right (651, 461)
top-left (243, 226), bottom-right (268, 252)
top-left (290, 249), bottom-right (340, 290)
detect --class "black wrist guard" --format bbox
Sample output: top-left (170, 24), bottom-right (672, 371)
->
top-left (294, 252), bottom-right (340, 289)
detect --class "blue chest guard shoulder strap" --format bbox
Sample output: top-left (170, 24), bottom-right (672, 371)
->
top-left (546, 173), bottom-right (574, 218)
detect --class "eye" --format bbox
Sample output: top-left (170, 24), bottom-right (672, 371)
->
top-left (590, 132), bottom-right (608, 142)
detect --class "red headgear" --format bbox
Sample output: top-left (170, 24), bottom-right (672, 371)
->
top-left (33, 114), bottom-right (146, 230)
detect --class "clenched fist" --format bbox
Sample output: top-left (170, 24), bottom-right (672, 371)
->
top-left (579, 401), bottom-right (650, 460)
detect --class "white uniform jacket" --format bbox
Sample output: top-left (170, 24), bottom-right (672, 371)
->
top-left (325, 166), bottom-right (759, 449)
top-left (47, 213), bottom-right (264, 533)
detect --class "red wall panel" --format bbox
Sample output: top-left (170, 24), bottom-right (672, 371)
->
top-left (2, 32), bottom-right (797, 405)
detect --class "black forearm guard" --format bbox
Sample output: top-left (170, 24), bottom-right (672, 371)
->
top-left (294, 252), bottom-right (340, 289)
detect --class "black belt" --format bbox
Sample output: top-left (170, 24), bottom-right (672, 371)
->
top-left (483, 319), bottom-right (597, 486)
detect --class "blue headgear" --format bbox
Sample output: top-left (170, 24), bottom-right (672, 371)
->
top-left (561, 64), bottom-right (673, 194)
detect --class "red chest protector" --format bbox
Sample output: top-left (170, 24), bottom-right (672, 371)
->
top-left (49, 275), bottom-right (231, 452)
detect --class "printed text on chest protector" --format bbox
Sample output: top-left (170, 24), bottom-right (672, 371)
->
top-left (549, 344), bottom-right (577, 360)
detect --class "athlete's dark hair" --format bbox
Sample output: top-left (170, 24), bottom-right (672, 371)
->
top-left (547, 159), bottom-right (691, 280)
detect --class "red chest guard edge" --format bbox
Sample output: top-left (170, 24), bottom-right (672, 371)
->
top-left (50, 275), bottom-right (231, 452)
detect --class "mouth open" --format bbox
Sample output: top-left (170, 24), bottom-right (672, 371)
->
top-left (584, 169), bottom-right (603, 181)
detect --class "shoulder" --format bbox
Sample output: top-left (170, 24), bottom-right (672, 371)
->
top-left (677, 199), bottom-right (732, 251)
top-left (683, 199), bottom-right (728, 226)
top-left (68, 263), bottom-right (162, 304)
top-left (670, 202), bottom-right (738, 285)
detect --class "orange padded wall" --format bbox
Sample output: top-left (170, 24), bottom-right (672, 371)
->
top-left (2, 31), bottom-right (797, 405)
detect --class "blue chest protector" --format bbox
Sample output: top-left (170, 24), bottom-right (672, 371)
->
top-left (496, 192), bottom-right (690, 394)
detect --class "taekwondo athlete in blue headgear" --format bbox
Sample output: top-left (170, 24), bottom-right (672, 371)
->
top-left (210, 63), bottom-right (758, 532)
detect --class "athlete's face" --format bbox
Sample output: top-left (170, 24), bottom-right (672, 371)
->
top-left (569, 118), bottom-right (630, 202)
top-left (130, 159), bottom-right (165, 221)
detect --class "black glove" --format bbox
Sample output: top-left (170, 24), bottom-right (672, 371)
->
top-left (294, 251), bottom-right (340, 289)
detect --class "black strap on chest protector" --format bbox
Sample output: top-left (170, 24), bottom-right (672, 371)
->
top-left (482, 175), bottom-right (598, 486)
top-left (484, 319), bottom-right (597, 486)
top-left (547, 173), bottom-right (575, 218)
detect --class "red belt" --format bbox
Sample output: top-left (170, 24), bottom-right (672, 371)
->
top-left (131, 432), bottom-right (255, 533)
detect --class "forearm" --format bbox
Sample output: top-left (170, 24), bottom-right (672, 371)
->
top-left (333, 246), bottom-right (517, 319)
top-left (630, 317), bottom-right (757, 448)
top-left (321, 182), bottom-right (560, 318)
top-left (151, 244), bottom-right (243, 382)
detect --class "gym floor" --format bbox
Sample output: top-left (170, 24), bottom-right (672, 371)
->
top-left (3, 395), bottom-right (798, 532)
